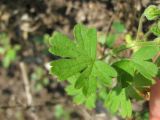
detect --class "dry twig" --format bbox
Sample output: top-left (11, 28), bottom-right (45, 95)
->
top-left (19, 62), bottom-right (33, 107)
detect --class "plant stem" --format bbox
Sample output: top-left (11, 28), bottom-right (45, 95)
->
top-left (136, 14), bottom-right (145, 41)
top-left (115, 41), bottom-right (160, 53)
top-left (143, 30), bottom-right (151, 41)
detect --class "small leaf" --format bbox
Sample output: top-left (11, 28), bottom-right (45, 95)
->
top-left (105, 88), bottom-right (132, 118)
top-left (151, 21), bottom-right (160, 36)
top-left (132, 59), bottom-right (158, 80)
top-left (112, 21), bottom-right (125, 33)
top-left (65, 76), bottom-right (96, 109)
top-left (113, 59), bottom-right (135, 76)
top-left (75, 65), bottom-right (92, 89)
top-left (132, 46), bottom-right (159, 60)
top-left (144, 5), bottom-right (160, 20)
top-left (126, 86), bottom-right (143, 100)
top-left (106, 33), bottom-right (117, 48)
top-left (117, 71), bottom-right (133, 88)
top-left (126, 74), bottom-right (154, 100)
top-left (50, 58), bottom-right (91, 80)
top-left (49, 32), bottom-right (78, 58)
top-left (133, 74), bottom-right (154, 87)
top-left (3, 49), bottom-right (16, 68)
top-left (98, 33), bottom-right (106, 44)
top-left (94, 60), bottom-right (117, 86)
top-left (84, 94), bottom-right (96, 109)
top-left (73, 24), bottom-right (97, 60)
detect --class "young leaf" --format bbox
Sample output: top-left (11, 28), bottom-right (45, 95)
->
top-left (132, 59), bottom-right (158, 80)
top-left (126, 73), bottom-right (154, 100)
top-left (49, 24), bottom-right (117, 96)
top-left (105, 88), bottom-right (132, 118)
top-left (94, 60), bottom-right (117, 86)
top-left (117, 71), bottom-right (133, 88)
top-left (49, 32), bottom-right (79, 58)
top-left (65, 75), bottom-right (96, 109)
top-left (131, 46), bottom-right (159, 80)
top-left (3, 49), bottom-right (16, 68)
top-left (106, 33), bottom-right (117, 48)
top-left (144, 5), bottom-right (160, 20)
top-left (132, 46), bottom-right (159, 60)
top-left (133, 73), bottom-right (154, 87)
top-left (151, 21), bottom-right (160, 36)
top-left (112, 21), bottom-right (125, 33)
top-left (113, 59), bottom-right (135, 76)
top-left (126, 85), bottom-right (143, 100)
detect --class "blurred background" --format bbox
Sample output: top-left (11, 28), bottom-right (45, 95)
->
top-left (0, 0), bottom-right (159, 120)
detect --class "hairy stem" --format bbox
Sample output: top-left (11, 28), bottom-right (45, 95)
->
top-left (136, 14), bottom-right (145, 41)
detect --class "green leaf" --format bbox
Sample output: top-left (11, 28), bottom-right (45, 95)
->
top-left (151, 21), bottom-right (160, 36)
top-left (113, 59), bottom-right (135, 76)
top-left (49, 24), bottom-right (117, 96)
top-left (105, 88), bottom-right (132, 118)
top-left (112, 21), bottom-right (125, 33)
top-left (131, 45), bottom-right (159, 81)
top-left (132, 59), bottom-right (158, 80)
top-left (144, 5), bottom-right (160, 20)
top-left (65, 76), bottom-right (96, 109)
top-left (133, 73), bottom-right (154, 87)
top-left (75, 65), bottom-right (93, 89)
top-left (73, 24), bottom-right (97, 59)
top-left (49, 32), bottom-right (79, 58)
top-left (126, 85), bottom-right (143, 100)
top-left (106, 33), bottom-right (117, 48)
top-left (117, 71), bottom-right (133, 88)
top-left (84, 94), bottom-right (96, 108)
top-left (54, 105), bottom-right (65, 119)
top-left (3, 49), bottom-right (16, 68)
top-left (94, 60), bottom-right (117, 86)
top-left (106, 21), bottom-right (125, 48)
top-left (126, 73), bottom-right (154, 100)
top-left (132, 46), bottom-right (159, 60)
top-left (50, 58), bottom-right (91, 80)
top-left (98, 33), bottom-right (106, 44)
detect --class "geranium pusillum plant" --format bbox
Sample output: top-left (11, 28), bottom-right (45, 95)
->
top-left (48, 5), bottom-right (160, 119)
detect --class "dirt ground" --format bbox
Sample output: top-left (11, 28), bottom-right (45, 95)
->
top-left (0, 0), bottom-right (159, 120)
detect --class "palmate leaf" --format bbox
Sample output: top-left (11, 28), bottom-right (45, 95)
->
top-left (132, 46), bottom-right (159, 60)
top-left (132, 59), bottom-right (158, 80)
top-left (114, 59), bottom-right (157, 101)
top-left (114, 46), bottom-right (158, 85)
top-left (49, 24), bottom-right (117, 96)
top-left (65, 75), bottom-right (96, 109)
top-left (49, 24), bottom-right (159, 118)
top-left (131, 46), bottom-right (159, 80)
top-left (114, 46), bottom-right (159, 81)
top-left (105, 88), bottom-right (132, 118)
top-left (113, 45), bottom-right (159, 102)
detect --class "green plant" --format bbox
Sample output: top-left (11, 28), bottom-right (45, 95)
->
top-left (98, 20), bottom-right (125, 48)
top-left (31, 66), bottom-right (49, 92)
top-left (54, 104), bottom-right (70, 120)
top-left (0, 32), bottom-right (20, 68)
top-left (48, 5), bottom-right (160, 119)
